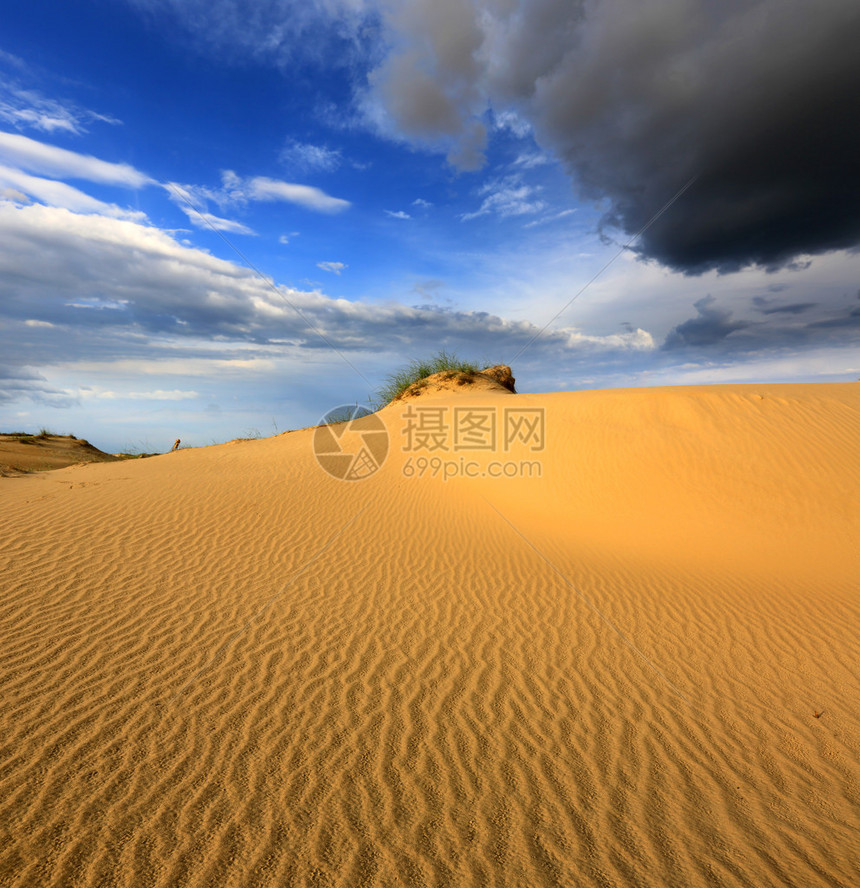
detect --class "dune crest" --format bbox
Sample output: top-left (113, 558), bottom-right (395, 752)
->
top-left (392, 364), bottom-right (516, 401)
top-left (1, 383), bottom-right (858, 888)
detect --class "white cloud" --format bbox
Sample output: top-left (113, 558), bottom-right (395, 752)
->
top-left (385, 209), bottom-right (411, 220)
top-left (164, 182), bottom-right (255, 234)
top-left (412, 198), bottom-right (432, 208)
top-left (0, 50), bottom-right (27, 70)
top-left (95, 389), bottom-right (200, 401)
top-left (462, 176), bottom-right (546, 221)
top-left (167, 173), bottom-right (349, 219)
top-left (122, 0), bottom-right (373, 70)
top-left (189, 210), bottom-right (256, 235)
top-left (523, 208), bottom-right (577, 229)
top-left (317, 261), bottom-right (347, 275)
top-left (565, 327), bottom-right (654, 350)
top-left (513, 152), bottom-right (550, 169)
top-left (0, 84), bottom-right (121, 136)
top-left (0, 131), bottom-right (152, 187)
top-left (0, 165), bottom-right (147, 219)
top-left (249, 177), bottom-right (350, 213)
top-left (280, 138), bottom-right (342, 172)
top-left (493, 109), bottom-right (531, 138)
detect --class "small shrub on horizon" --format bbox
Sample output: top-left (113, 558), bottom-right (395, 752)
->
top-left (321, 405), bottom-right (367, 426)
top-left (375, 350), bottom-right (482, 406)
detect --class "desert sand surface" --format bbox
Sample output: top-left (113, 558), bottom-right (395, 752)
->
top-left (1, 382), bottom-right (858, 888)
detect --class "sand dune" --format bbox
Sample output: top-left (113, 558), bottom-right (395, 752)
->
top-left (0, 433), bottom-right (120, 477)
top-left (1, 383), bottom-right (858, 887)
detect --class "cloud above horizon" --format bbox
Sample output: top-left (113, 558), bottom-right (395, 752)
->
top-left (0, 200), bottom-right (653, 366)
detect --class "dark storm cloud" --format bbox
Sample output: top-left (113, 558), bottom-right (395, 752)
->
top-left (663, 295), bottom-right (749, 350)
top-left (806, 306), bottom-right (860, 330)
top-left (369, 0), bottom-right (860, 273)
top-left (753, 300), bottom-right (818, 316)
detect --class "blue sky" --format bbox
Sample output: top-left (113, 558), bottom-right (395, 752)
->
top-left (1, 0), bottom-right (858, 452)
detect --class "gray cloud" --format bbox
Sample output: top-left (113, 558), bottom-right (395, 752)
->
top-left (0, 364), bottom-right (73, 407)
top-left (0, 201), bottom-right (652, 365)
top-left (755, 302), bottom-right (818, 316)
top-left (806, 306), bottom-right (860, 330)
top-left (663, 295), bottom-right (749, 350)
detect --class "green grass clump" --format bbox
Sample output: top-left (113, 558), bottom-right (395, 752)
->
top-left (376, 350), bottom-right (481, 406)
top-left (321, 405), bottom-right (368, 426)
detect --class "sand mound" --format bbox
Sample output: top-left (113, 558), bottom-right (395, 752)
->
top-left (0, 433), bottom-right (119, 476)
top-left (395, 364), bottom-right (516, 401)
top-left (1, 383), bottom-right (858, 887)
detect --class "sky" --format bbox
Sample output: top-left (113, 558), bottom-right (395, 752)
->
top-left (1, 0), bottom-right (859, 453)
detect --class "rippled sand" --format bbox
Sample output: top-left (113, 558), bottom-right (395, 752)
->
top-left (1, 383), bottom-right (858, 887)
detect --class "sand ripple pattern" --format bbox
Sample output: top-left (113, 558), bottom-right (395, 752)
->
top-left (1, 384), bottom-right (858, 887)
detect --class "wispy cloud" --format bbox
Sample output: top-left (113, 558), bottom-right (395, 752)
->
top-left (317, 261), bottom-right (347, 275)
top-left (166, 183), bottom-right (256, 234)
top-left (95, 388), bottom-right (199, 401)
top-left (170, 168), bottom-right (351, 217)
top-left (462, 176), bottom-right (545, 221)
top-left (0, 131), bottom-right (152, 187)
top-left (493, 109), bottom-right (531, 138)
top-left (249, 177), bottom-right (350, 213)
top-left (385, 209), bottom-right (410, 220)
top-left (123, 0), bottom-right (375, 70)
top-left (280, 138), bottom-right (342, 173)
top-left (513, 152), bottom-right (550, 170)
top-left (0, 81), bottom-right (121, 136)
top-left (523, 208), bottom-right (576, 229)
top-left (165, 168), bottom-right (350, 231)
top-left (185, 208), bottom-right (256, 235)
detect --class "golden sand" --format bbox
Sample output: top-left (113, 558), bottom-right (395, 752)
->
top-left (1, 383), bottom-right (858, 887)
